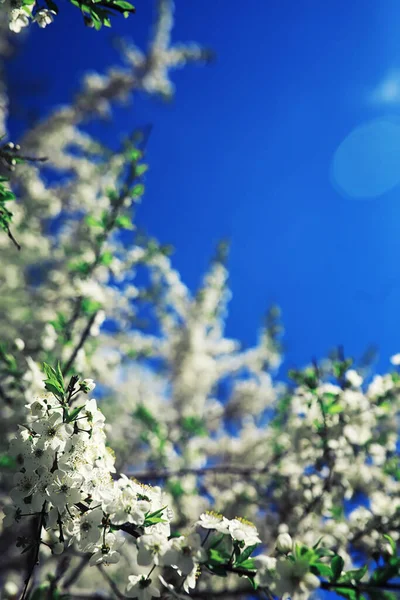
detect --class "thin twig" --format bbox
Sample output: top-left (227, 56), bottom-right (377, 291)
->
top-left (97, 564), bottom-right (125, 599)
top-left (62, 312), bottom-right (97, 376)
top-left (20, 503), bottom-right (46, 600)
top-left (62, 554), bottom-right (91, 589)
top-left (128, 456), bottom-right (283, 481)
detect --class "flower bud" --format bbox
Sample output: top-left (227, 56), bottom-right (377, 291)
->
top-left (84, 15), bottom-right (94, 27)
top-left (52, 542), bottom-right (65, 555)
top-left (276, 532), bottom-right (293, 553)
top-left (3, 581), bottom-right (18, 598)
top-left (14, 338), bottom-right (25, 351)
top-left (80, 378), bottom-right (96, 393)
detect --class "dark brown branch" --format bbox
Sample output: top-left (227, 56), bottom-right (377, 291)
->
top-left (20, 503), bottom-right (47, 600)
top-left (62, 554), bottom-right (91, 589)
top-left (128, 457), bottom-right (283, 481)
top-left (97, 564), bottom-right (125, 599)
top-left (321, 581), bottom-right (400, 593)
top-left (62, 312), bottom-right (97, 376)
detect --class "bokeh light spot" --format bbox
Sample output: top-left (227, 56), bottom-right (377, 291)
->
top-left (331, 117), bottom-right (400, 199)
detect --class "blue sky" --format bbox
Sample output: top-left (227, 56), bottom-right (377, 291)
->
top-left (8, 0), bottom-right (400, 374)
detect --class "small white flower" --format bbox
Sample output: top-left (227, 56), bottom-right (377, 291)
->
top-left (137, 532), bottom-right (171, 566)
top-left (89, 532), bottom-right (124, 566)
top-left (107, 490), bottom-right (149, 526)
top-left (76, 507), bottom-right (103, 550)
top-left (34, 413), bottom-right (73, 450)
top-left (126, 575), bottom-right (160, 600)
top-left (3, 581), bottom-right (19, 598)
top-left (390, 353), bottom-right (400, 366)
top-left (42, 323), bottom-right (57, 350)
top-left (2, 505), bottom-right (24, 528)
top-left (162, 533), bottom-right (206, 575)
top-left (24, 439), bottom-right (54, 471)
top-left (276, 533), bottom-right (293, 553)
top-left (273, 557), bottom-right (320, 599)
top-left (182, 566), bottom-right (198, 593)
top-left (82, 398), bottom-right (104, 426)
top-left (9, 434), bottom-right (32, 469)
top-left (80, 378), bottom-right (96, 393)
top-left (14, 338), bottom-right (25, 351)
top-left (47, 470), bottom-right (82, 509)
top-left (9, 8), bottom-right (30, 33)
top-left (52, 542), bottom-right (65, 555)
top-left (29, 400), bottom-right (47, 418)
top-left (10, 471), bottom-right (39, 505)
top-left (228, 518), bottom-right (261, 547)
top-left (254, 555), bottom-right (277, 587)
top-left (196, 512), bottom-right (230, 534)
top-left (30, 470), bottom-right (53, 511)
top-left (34, 8), bottom-right (56, 28)
top-left (345, 369), bottom-right (363, 388)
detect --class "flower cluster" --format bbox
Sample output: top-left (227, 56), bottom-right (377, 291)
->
top-left (0, 2), bottom-right (399, 599)
top-left (3, 370), bottom-right (270, 598)
top-left (4, 0), bottom-right (136, 33)
top-left (9, 372), bottom-right (397, 600)
top-left (7, 1), bottom-right (55, 33)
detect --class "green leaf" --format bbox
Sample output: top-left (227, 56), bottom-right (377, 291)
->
top-left (68, 260), bottom-right (91, 275)
top-left (329, 505), bottom-right (344, 521)
top-left (383, 534), bottom-right (396, 556)
top-left (331, 555), bottom-right (344, 581)
top-left (0, 454), bottom-right (16, 469)
top-left (135, 163), bottom-right (148, 176)
top-left (338, 565), bottom-right (368, 584)
top-left (235, 544), bottom-right (258, 566)
top-left (166, 480), bottom-right (184, 498)
top-left (208, 547), bottom-right (231, 565)
top-left (237, 558), bottom-right (256, 570)
top-left (134, 405), bottom-right (160, 434)
top-left (311, 562), bottom-right (333, 578)
top-left (143, 516), bottom-right (167, 526)
top-left (370, 557), bottom-right (400, 585)
top-left (81, 298), bottom-right (102, 315)
top-left (43, 362), bottom-right (65, 398)
top-left (143, 506), bottom-right (168, 527)
top-left (335, 588), bottom-right (359, 600)
top-left (56, 362), bottom-right (64, 387)
top-left (31, 584), bottom-right (50, 600)
top-left (115, 215), bottom-right (134, 230)
top-left (131, 184), bottom-right (145, 199)
top-left (106, 188), bottom-right (119, 203)
top-left (50, 313), bottom-right (67, 333)
top-left (247, 575), bottom-right (258, 590)
top-left (315, 547), bottom-right (335, 558)
top-left (100, 251), bottom-right (113, 266)
top-left (129, 149), bottom-right (142, 161)
top-left (66, 405), bottom-right (85, 423)
top-left (180, 416), bottom-right (207, 437)
top-left (112, 0), bottom-right (135, 10)
top-left (85, 215), bottom-right (102, 228)
top-left (326, 402), bottom-right (344, 415)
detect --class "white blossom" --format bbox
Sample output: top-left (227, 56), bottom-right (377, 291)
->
top-left (34, 8), bottom-right (56, 28)
top-left (126, 575), bottom-right (160, 600)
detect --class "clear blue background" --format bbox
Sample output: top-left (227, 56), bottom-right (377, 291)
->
top-left (8, 0), bottom-right (400, 374)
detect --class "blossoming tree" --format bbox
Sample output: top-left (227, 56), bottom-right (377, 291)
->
top-left (0, 1), bottom-right (399, 599)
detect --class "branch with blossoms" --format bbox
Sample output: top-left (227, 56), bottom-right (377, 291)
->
top-left (3, 365), bottom-right (400, 600)
top-left (4, 0), bottom-right (135, 35)
top-left (0, 139), bottom-right (46, 250)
